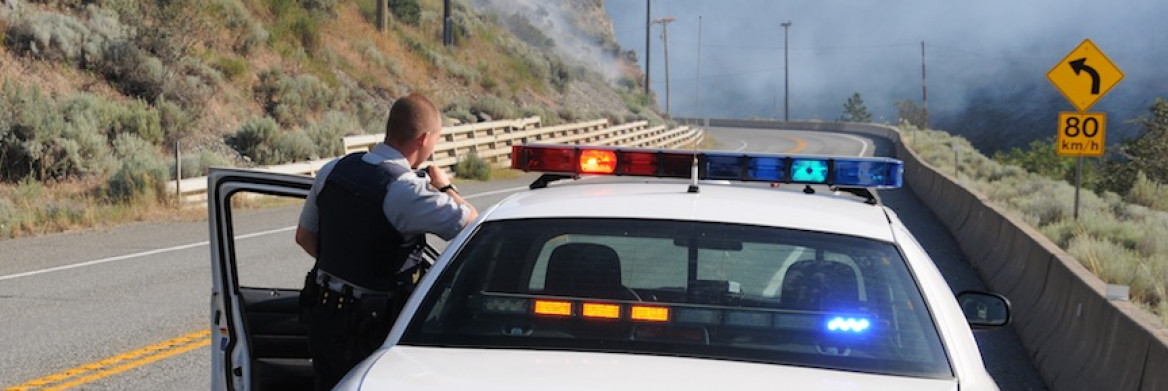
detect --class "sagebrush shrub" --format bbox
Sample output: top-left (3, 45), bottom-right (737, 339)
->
top-left (177, 149), bottom-right (232, 178)
top-left (308, 111), bottom-right (361, 158)
top-left (471, 95), bottom-right (516, 120)
top-left (229, 116), bottom-right (280, 165)
top-left (454, 150), bottom-right (490, 181)
top-left (104, 134), bottom-right (169, 203)
top-left (255, 67), bottom-right (344, 128)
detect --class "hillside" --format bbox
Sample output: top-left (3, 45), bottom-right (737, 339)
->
top-left (0, 0), bottom-right (660, 237)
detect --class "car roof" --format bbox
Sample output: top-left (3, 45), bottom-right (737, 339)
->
top-left (482, 179), bottom-right (895, 242)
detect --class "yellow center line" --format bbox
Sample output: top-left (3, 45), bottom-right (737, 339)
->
top-left (5, 330), bottom-right (211, 391)
top-left (787, 136), bottom-right (807, 153)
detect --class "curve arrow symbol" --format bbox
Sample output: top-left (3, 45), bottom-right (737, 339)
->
top-left (1069, 58), bottom-right (1100, 95)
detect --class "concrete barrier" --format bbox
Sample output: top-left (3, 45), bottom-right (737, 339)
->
top-left (697, 118), bottom-right (1168, 390)
top-left (1144, 335), bottom-right (1168, 390)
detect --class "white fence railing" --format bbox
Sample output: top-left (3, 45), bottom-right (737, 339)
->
top-left (172, 117), bottom-right (702, 202)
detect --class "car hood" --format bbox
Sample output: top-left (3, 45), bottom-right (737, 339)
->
top-left (342, 346), bottom-right (959, 391)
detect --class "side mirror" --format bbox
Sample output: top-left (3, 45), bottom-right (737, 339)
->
top-left (956, 291), bottom-right (1011, 329)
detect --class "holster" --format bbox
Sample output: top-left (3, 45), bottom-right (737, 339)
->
top-left (299, 268), bottom-right (320, 323)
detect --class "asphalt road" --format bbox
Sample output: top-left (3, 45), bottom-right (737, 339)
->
top-left (0, 126), bottom-right (1047, 390)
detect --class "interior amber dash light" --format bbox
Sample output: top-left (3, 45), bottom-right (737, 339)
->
top-left (630, 306), bottom-right (669, 322)
top-left (579, 149), bottom-right (617, 174)
top-left (534, 300), bottom-right (573, 316)
top-left (582, 303), bottom-right (621, 319)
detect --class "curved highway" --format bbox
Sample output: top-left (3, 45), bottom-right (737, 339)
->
top-left (0, 126), bottom-right (1047, 390)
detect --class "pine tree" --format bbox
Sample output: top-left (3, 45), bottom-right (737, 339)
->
top-left (840, 92), bottom-right (872, 123)
top-left (1097, 98), bottom-right (1168, 194)
top-left (895, 99), bottom-right (927, 129)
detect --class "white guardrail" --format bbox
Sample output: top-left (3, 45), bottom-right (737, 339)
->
top-left (170, 117), bottom-right (702, 202)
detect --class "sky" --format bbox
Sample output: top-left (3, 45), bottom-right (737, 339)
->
top-left (602, 0), bottom-right (1168, 150)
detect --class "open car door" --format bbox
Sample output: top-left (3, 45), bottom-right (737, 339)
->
top-left (209, 168), bottom-right (442, 390)
top-left (209, 168), bottom-right (315, 391)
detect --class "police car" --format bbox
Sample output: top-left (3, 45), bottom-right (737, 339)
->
top-left (209, 144), bottom-right (1010, 390)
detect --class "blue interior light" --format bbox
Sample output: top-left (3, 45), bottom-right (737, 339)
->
top-left (826, 316), bottom-right (871, 333)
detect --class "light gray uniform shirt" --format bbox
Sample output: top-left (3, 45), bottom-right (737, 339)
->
top-left (298, 143), bottom-right (471, 241)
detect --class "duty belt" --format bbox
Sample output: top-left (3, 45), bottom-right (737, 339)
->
top-left (314, 269), bottom-right (394, 299)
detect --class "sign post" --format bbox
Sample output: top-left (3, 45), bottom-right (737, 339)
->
top-left (1046, 39), bottom-right (1123, 219)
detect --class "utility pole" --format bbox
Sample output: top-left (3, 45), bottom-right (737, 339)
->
top-left (696, 15), bottom-right (702, 122)
top-left (376, 0), bottom-right (387, 31)
top-left (443, 0), bottom-right (452, 46)
top-left (644, 0), bottom-right (651, 96)
top-left (653, 17), bottom-right (675, 116)
top-left (921, 41), bottom-right (929, 130)
top-left (781, 21), bottom-right (792, 122)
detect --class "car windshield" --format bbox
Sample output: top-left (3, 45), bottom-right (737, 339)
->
top-left (402, 218), bottom-right (952, 379)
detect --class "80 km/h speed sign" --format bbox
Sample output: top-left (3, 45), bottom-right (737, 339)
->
top-left (1056, 111), bottom-right (1105, 157)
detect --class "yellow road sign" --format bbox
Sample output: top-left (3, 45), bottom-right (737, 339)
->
top-left (1056, 112), bottom-right (1105, 157)
top-left (1047, 39), bottom-right (1124, 112)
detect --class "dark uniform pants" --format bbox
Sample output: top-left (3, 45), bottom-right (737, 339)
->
top-left (308, 291), bottom-right (399, 391)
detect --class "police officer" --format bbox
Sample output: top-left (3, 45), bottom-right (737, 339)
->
top-left (294, 93), bottom-right (478, 390)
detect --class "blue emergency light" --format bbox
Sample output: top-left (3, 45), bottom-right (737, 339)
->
top-left (826, 316), bottom-right (871, 333)
top-left (512, 144), bottom-right (903, 189)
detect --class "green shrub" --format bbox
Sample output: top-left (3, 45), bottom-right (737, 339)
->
top-left (354, 40), bottom-right (396, 73)
top-left (158, 99), bottom-right (194, 144)
top-left (177, 149), bottom-right (233, 178)
top-left (557, 107), bottom-right (582, 123)
top-left (1126, 172), bottom-right (1168, 211)
top-left (5, 12), bottom-right (91, 65)
top-left (454, 150), bottom-right (490, 181)
top-left (111, 99), bottom-right (164, 144)
top-left (0, 197), bottom-right (18, 238)
top-left (356, 0), bottom-right (378, 24)
top-left (214, 0), bottom-right (269, 55)
top-left (355, 100), bottom-right (390, 134)
top-left (470, 95), bottom-right (516, 120)
top-left (289, 13), bottom-right (322, 53)
top-left (1067, 233), bottom-right (1163, 306)
top-left (213, 55), bottom-right (249, 81)
top-left (519, 106), bottom-right (559, 126)
top-left (443, 98), bottom-right (474, 124)
top-left (602, 110), bottom-right (626, 125)
top-left (100, 41), bottom-right (167, 101)
top-left (0, 81), bottom-right (117, 181)
top-left (307, 111), bottom-right (362, 158)
top-left (229, 116), bottom-right (319, 165)
top-left (388, 0), bottom-right (421, 25)
top-left (444, 107), bottom-right (475, 125)
top-left (104, 134), bottom-right (169, 203)
top-left (302, 0), bottom-right (339, 17)
top-left (274, 128), bottom-right (317, 162)
top-left (255, 67), bottom-right (344, 127)
top-left (229, 116), bottom-right (281, 165)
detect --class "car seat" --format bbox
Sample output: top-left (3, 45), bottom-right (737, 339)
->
top-left (544, 243), bottom-right (639, 301)
top-left (779, 259), bottom-right (860, 311)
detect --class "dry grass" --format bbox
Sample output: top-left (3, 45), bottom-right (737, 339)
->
top-left (905, 125), bottom-right (1168, 326)
top-left (0, 179), bottom-right (204, 239)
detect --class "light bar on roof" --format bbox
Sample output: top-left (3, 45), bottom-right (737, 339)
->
top-left (511, 144), bottom-right (903, 188)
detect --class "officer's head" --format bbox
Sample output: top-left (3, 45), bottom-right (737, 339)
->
top-left (385, 93), bottom-right (442, 168)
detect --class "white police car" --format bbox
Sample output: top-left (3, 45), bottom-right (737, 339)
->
top-left (209, 144), bottom-right (1010, 390)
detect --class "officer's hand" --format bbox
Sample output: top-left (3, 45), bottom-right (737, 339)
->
top-left (426, 165), bottom-right (452, 189)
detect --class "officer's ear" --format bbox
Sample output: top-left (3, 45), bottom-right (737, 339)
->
top-left (413, 129), bottom-right (430, 147)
